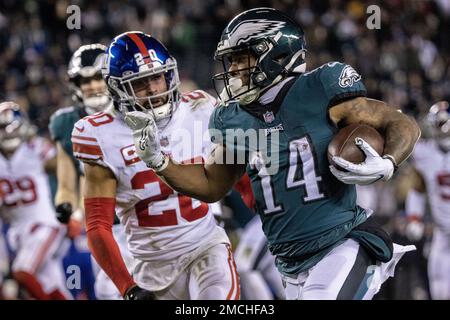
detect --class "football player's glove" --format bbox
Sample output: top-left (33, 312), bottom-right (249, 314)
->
top-left (330, 137), bottom-right (395, 185)
top-left (124, 285), bottom-right (156, 300)
top-left (55, 202), bottom-right (73, 224)
top-left (123, 111), bottom-right (169, 172)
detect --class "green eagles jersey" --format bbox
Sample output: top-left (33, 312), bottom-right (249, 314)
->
top-left (49, 106), bottom-right (87, 174)
top-left (210, 62), bottom-right (370, 275)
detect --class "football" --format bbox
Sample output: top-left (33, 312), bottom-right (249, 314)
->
top-left (328, 123), bottom-right (384, 169)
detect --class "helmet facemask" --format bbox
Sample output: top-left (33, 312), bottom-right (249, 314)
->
top-left (72, 73), bottom-right (111, 114)
top-left (214, 47), bottom-right (261, 105)
top-left (213, 35), bottom-right (306, 106)
top-left (108, 57), bottom-right (180, 127)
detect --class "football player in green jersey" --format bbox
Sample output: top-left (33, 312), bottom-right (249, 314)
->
top-left (49, 44), bottom-right (111, 224)
top-left (124, 8), bottom-right (421, 300)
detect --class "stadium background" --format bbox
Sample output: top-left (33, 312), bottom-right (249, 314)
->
top-left (1, 0), bottom-right (449, 300)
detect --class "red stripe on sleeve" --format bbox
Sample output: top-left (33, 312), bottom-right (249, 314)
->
top-left (73, 142), bottom-right (103, 156)
top-left (85, 197), bottom-right (135, 296)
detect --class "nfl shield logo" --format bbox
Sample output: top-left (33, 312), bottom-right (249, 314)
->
top-left (263, 111), bottom-right (275, 123)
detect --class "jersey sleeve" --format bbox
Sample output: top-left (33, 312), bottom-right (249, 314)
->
top-left (71, 118), bottom-right (109, 168)
top-left (318, 62), bottom-right (367, 107)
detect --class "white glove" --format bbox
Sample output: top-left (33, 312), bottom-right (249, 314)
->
top-left (123, 111), bottom-right (169, 172)
top-left (329, 137), bottom-right (394, 185)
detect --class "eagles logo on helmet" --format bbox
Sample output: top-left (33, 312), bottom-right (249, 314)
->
top-left (213, 7), bottom-right (307, 105)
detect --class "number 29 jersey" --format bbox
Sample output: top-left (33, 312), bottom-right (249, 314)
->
top-left (71, 91), bottom-right (229, 263)
top-left (0, 137), bottom-right (57, 226)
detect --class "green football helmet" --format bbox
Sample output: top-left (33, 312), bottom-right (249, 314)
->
top-left (213, 7), bottom-right (307, 105)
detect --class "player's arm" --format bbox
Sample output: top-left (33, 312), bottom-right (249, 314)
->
top-left (124, 111), bottom-right (246, 203)
top-left (404, 166), bottom-right (427, 241)
top-left (159, 144), bottom-right (246, 203)
top-left (52, 142), bottom-right (79, 224)
top-left (55, 143), bottom-right (78, 208)
top-left (405, 166), bottom-right (426, 219)
top-left (83, 162), bottom-right (138, 297)
top-left (329, 97), bottom-right (421, 166)
top-left (44, 155), bottom-right (57, 173)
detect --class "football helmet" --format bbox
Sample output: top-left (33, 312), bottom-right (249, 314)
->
top-left (102, 31), bottom-right (180, 125)
top-left (425, 101), bottom-right (450, 152)
top-left (213, 7), bottom-right (306, 105)
top-left (68, 43), bottom-right (111, 114)
top-left (0, 101), bottom-right (36, 153)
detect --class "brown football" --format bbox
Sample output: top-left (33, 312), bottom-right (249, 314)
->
top-left (328, 123), bottom-right (384, 169)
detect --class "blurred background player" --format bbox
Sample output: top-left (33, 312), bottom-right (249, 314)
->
top-left (72, 31), bottom-right (239, 300)
top-left (0, 193), bottom-right (8, 299)
top-left (49, 43), bottom-right (111, 224)
top-left (48, 44), bottom-right (134, 300)
top-left (0, 101), bottom-right (71, 300)
top-left (405, 101), bottom-right (450, 300)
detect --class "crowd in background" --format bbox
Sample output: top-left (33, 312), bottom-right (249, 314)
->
top-left (1, 0), bottom-right (449, 132)
top-left (1, 0), bottom-right (449, 299)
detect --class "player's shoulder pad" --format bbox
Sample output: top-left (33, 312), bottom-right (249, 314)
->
top-left (50, 105), bottom-right (77, 121)
top-left (303, 61), bottom-right (357, 80)
top-left (49, 105), bottom-right (77, 138)
top-left (208, 100), bottom-right (239, 133)
top-left (70, 112), bottom-right (113, 163)
top-left (180, 90), bottom-right (218, 111)
top-left (27, 136), bottom-right (56, 161)
top-left (317, 61), bottom-right (362, 87)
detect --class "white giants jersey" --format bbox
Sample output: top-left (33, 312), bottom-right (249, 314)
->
top-left (0, 137), bottom-right (58, 226)
top-left (72, 91), bottom-right (229, 262)
top-left (412, 140), bottom-right (450, 233)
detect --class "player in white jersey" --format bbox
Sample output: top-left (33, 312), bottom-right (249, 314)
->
top-left (72, 31), bottom-right (239, 300)
top-left (49, 43), bottom-right (134, 300)
top-left (405, 101), bottom-right (450, 300)
top-left (0, 102), bottom-right (71, 300)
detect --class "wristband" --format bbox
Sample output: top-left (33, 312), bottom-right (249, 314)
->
top-left (147, 153), bottom-right (170, 172)
top-left (382, 154), bottom-right (398, 172)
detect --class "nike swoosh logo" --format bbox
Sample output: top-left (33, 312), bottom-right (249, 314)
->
top-left (75, 125), bottom-right (85, 132)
